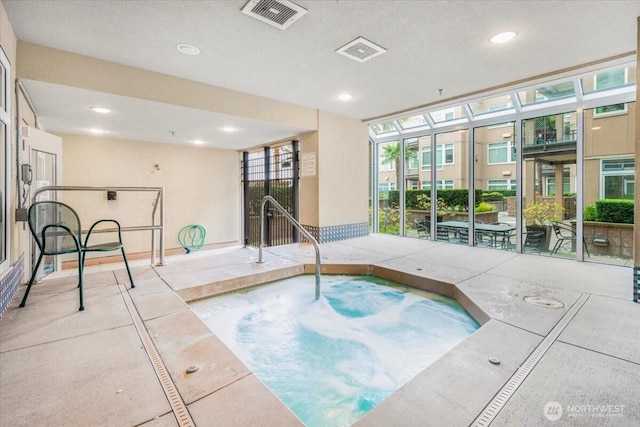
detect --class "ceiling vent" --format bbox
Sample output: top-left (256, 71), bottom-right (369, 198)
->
top-left (336, 36), bottom-right (387, 63)
top-left (241, 0), bottom-right (307, 30)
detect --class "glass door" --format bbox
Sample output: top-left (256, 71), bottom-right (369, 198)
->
top-left (31, 149), bottom-right (58, 277)
top-left (25, 126), bottom-right (62, 280)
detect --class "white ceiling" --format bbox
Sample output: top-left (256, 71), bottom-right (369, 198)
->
top-left (4, 0), bottom-right (640, 149)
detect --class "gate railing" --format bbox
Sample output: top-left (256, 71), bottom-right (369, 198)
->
top-left (257, 195), bottom-right (320, 300)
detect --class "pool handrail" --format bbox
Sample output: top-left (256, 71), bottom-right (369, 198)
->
top-left (257, 195), bottom-right (321, 300)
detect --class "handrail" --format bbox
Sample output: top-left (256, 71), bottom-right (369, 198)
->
top-left (32, 186), bottom-right (165, 266)
top-left (257, 195), bottom-right (321, 300)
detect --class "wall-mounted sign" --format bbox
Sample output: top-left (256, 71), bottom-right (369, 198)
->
top-left (300, 152), bottom-right (317, 177)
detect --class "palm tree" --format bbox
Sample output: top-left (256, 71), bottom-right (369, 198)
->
top-left (380, 142), bottom-right (418, 189)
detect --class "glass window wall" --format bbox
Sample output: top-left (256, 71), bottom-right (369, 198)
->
top-left (583, 102), bottom-right (635, 265)
top-left (370, 61), bottom-right (635, 266)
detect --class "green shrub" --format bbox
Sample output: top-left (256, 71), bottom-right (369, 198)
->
top-left (583, 204), bottom-right (598, 221)
top-left (483, 189), bottom-right (516, 197)
top-left (475, 202), bottom-right (495, 213)
top-left (595, 199), bottom-right (633, 224)
top-left (523, 201), bottom-right (564, 225)
top-left (482, 192), bottom-right (506, 202)
top-left (393, 189), bottom-right (483, 210)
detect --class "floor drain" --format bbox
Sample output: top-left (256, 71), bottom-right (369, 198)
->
top-left (523, 296), bottom-right (565, 309)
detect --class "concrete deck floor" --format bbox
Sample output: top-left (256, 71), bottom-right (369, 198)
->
top-left (1, 234), bottom-right (638, 426)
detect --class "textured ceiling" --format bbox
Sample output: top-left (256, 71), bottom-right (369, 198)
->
top-left (4, 0), bottom-right (639, 149)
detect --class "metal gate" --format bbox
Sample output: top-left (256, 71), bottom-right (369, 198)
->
top-left (242, 141), bottom-right (299, 247)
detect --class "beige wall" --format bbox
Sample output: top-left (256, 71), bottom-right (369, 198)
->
top-left (584, 103), bottom-right (636, 157)
top-left (60, 134), bottom-right (241, 255)
top-left (317, 111), bottom-right (369, 227)
top-left (298, 130), bottom-right (319, 227)
top-left (17, 42), bottom-right (318, 132)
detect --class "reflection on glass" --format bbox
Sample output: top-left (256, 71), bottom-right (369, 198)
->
top-left (468, 95), bottom-right (514, 116)
top-left (581, 65), bottom-right (635, 93)
top-left (518, 81), bottom-right (575, 105)
top-left (583, 102), bottom-right (635, 265)
top-left (429, 105), bottom-right (466, 123)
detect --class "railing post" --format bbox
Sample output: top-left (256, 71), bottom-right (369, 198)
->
top-left (159, 188), bottom-right (165, 265)
top-left (257, 195), bottom-right (321, 300)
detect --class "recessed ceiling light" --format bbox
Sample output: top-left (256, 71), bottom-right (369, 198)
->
top-left (177, 43), bottom-right (200, 56)
top-left (193, 140), bottom-right (205, 145)
top-left (337, 93), bottom-right (353, 101)
top-left (88, 128), bottom-right (106, 134)
top-left (90, 107), bottom-right (111, 114)
top-left (489, 31), bottom-right (517, 44)
top-left (221, 126), bottom-right (237, 133)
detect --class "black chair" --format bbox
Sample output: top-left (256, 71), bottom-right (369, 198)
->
top-left (436, 225), bottom-right (450, 242)
top-left (551, 221), bottom-right (590, 257)
top-left (523, 231), bottom-right (544, 254)
top-left (415, 218), bottom-right (430, 239)
top-left (20, 201), bottom-right (135, 311)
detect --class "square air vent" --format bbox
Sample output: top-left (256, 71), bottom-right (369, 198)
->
top-left (336, 36), bottom-right (387, 63)
top-left (241, 0), bottom-right (307, 30)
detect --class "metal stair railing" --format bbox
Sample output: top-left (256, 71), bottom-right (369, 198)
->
top-left (32, 186), bottom-right (165, 266)
top-left (257, 195), bottom-right (321, 300)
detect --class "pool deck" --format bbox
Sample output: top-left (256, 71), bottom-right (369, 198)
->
top-left (1, 234), bottom-right (639, 426)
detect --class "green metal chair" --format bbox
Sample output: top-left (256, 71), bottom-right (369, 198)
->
top-left (19, 201), bottom-right (135, 311)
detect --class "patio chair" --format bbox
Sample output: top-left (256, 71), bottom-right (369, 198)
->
top-left (551, 221), bottom-right (590, 257)
top-left (523, 231), bottom-right (544, 254)
top-left (19, 201), bottom-right (135, 311)
top-left (415, 218), bottom-right (430, 239)
top-left (436, 225), bottom-right (450, 241)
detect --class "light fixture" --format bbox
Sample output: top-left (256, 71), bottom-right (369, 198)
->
top-left (489, 31), bottom-right (517, 44)
top-left (337, 93), bottom-right (353, 101)
top-left (221, 126), bottom-right (237, 133)
top-left (90, 107), bottom-right (111, 114)
top-left (177, 43), bottom-right (200, 56)
top-left (88, 128), bottom-right (105, 134)
top-left (591, 126), bottom-right (602, 131)
top-left (192, 139), bottom-right (205, 145)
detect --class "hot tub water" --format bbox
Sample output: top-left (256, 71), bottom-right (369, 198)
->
top-left (190, 275), bottom-right (479, 426)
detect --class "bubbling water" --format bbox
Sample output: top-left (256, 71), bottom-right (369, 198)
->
top-left (191, 275), bottom-right (479, 427)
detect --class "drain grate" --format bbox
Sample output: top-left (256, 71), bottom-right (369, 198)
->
top-left (471, 293), bottom-right (589, 426)
top-left (119, 285), bottom-right (195, 427)
top-left (523, 296), bottom-right (565, 309)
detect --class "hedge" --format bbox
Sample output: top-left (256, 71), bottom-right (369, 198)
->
top-left (483, 189), bottom-right (516, 198)
top-left (389, 189), bottom-right (483, 209)
top-left (247, 183), bottom-right (293, 215)
top-left (594, 199), bottom-right (633, 224)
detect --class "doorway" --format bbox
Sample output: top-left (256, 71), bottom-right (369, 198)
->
top-left (242, 141), bottom-right (299, 247)
top-left (24, 126), bottom-right (62, 279)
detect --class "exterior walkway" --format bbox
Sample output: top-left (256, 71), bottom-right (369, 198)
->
top-left (1, 234), bottom-right (638, 426)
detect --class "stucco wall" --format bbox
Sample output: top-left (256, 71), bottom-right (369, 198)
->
top-left (317, 111), bottom-right (368, 227)
top-left (60, 134), bottom-right (241, 256)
